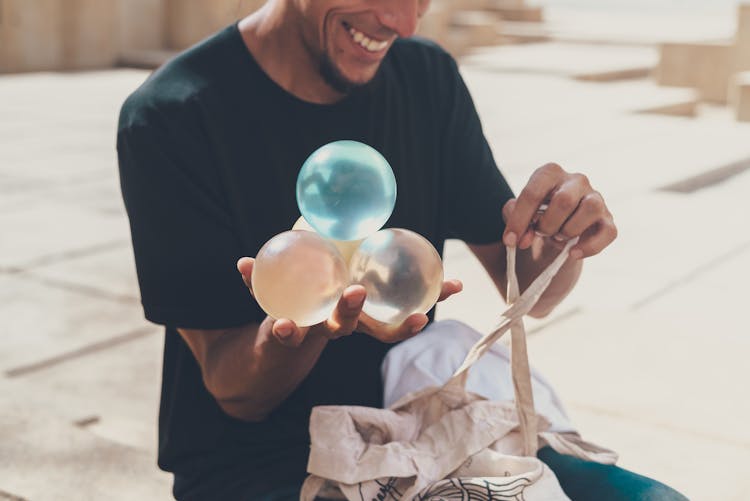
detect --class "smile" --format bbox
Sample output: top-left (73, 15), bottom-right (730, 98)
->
top-left (343, 22), bottom-right (389, 53)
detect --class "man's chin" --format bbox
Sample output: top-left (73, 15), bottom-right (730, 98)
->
top-left (320, 56), bottom-right (377, 95)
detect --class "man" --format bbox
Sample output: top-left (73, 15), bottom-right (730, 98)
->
top-left (118, 1), bottom-right (685, 499)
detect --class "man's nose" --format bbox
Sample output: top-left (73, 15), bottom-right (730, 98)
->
top-left (375, 0), bottom-right (425, 38)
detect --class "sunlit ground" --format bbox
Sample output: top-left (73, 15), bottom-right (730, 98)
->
top-left (1, 1), bottom-right (749, 499)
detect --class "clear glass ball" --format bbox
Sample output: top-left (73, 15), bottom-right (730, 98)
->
top-left (292, 216), bottom-right (363, 264)
top-left (252, 230), bottom-right (349, 327)
top-left (350, 228), bottom-right (444, 325)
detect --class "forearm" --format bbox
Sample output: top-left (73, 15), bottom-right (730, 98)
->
top-left (516, 237), bottom-right (582, 318)
top-left (179, 317), bottom-right (328, 421)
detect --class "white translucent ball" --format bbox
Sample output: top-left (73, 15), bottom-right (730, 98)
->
top-left (252, 230), bottom-right (349, 327)
top-left (349, 228), bottom-right (444, 325)
top-left (292, 216), bottom-right (363, 264)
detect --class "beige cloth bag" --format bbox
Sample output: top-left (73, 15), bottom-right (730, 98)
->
top-left (301, 240), bottom-right (617, 501)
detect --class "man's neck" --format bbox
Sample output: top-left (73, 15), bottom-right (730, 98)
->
top-left (238, 2), bottom-right (346, 104)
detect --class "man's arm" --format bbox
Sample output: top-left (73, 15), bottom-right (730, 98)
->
top-left (177, 258), bottom-right (463, 422)
top-left (469, 162), bottom-right (616, 317)
top-left (178, 315), bottom-right (328, 422)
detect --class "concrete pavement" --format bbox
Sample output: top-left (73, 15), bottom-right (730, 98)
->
top-left (439, 43), bottom-right (750, 501)
top-left (2, 26), bottom-right (749, 501)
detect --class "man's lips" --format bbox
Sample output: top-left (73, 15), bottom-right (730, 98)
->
top-left (342, 21), bottom-right (390, 53)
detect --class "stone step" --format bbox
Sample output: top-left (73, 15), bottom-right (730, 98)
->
top-left (734, 4), bottom-right (750, 73)
top-left (656, 41), bottom-right (734, 103)
top-left (461, 42), bottom-right (658, 81)
top-left (484, 1), bottom-right (544, 23)
top-left (118, 49), bottom-right (179, 70)
top-left (450, 10), bottom-right (503, 48)
top-left (638, 100), bottom-right (698, 118)
top-left (0, 0), bottom-right (118, 73)
top-left (4, 332), bottom-right (163, 452)
top-left (574, 66), bottom-right (654, 83)
top-left (419, 1), bottom-right (548, 57)
top-left (495, 9), bottom-right (734, 48)
top-left (628, 83), bottom-right (701, 116)
top-left (0, 274), bottom-right (152, 373)
top-left (0, 377), bottom-right (170, 500)
top-left (730, 70), bottom-right (750, 122)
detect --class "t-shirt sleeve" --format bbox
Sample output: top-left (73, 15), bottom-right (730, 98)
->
top-left (117, 114), bottom-right (263, 330)
top-left (439, 56), bottom-right (515, 244)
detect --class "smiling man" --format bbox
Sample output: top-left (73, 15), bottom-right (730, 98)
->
top-left (117, 1), bottom-right (685, 500)
top-left (242, 0), bottom-right (427, 100)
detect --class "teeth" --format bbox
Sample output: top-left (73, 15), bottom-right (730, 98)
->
top-left (347, 25), bottom-right (387, 52)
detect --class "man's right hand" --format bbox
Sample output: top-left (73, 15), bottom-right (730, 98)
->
top-left (237, 257), bottom-right (462, 347)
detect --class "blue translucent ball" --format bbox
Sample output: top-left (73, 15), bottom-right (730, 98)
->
top-left (296, 140), bottom-right (397, 241)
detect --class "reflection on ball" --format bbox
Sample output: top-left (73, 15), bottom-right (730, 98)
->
top-left (292, 216), bottom-right (363, 264)
top-left (349, 228), bottom-right (443, 325)
top-left (296, 140), bottom-right (397, 241)
top-left (252, 230), bottom-right (349, 327)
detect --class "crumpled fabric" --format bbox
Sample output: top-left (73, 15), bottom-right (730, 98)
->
top-left (302, 240), bottom-right (617, 501)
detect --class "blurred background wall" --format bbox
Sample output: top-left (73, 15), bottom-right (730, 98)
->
top-left (0, 0), bottom-right (551, 72)
top-left (0, 0), bottom-right (265, 72)
top-left (1, 0), bottom-right (749, 120)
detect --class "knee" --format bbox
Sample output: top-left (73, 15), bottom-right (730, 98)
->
top-left (632, 482), bottom-right (689, 501)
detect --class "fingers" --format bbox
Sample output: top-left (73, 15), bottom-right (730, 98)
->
top-left (437, 279), bottom-right (463, 302)
top-left (357, 279), bottom-right (460, 342)
top-left (571, 217), bottom-right (618, 259)
top-left (358, 312), bottom-right (429, 344)
top-left (552, 191), bottom-right (615, 258)
top-left (503, 164), bottom-right (617, 258)
top-left (270, 286), bottom-right (366, 347)
top-left (502, 199), bottom-right (535, 249)
top-left (503, 163), bottom-right (564, 248)
top-left (400, 313), bottom-right (430, 339)
top-left (556, 191), bottom-right (603, 239)
top-left (321, 285), bottom-right (366, 339)
top-left (242, 264), bottom-right (453, 347)
top-left (270, 318), bottom-right (309, 348)
top-left (534, 174), bottom-right (589, 237)
top-left (324, 279), bottom-right (457, 342)
top-left (502, 198), bottom-right (516, 223)
top-left (237, 257), bottom-right (255, 296)
top-left (238, 261), bottom-right (308, 348)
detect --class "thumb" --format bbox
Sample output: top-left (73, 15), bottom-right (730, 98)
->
top-left (502, 198), bottom-right (517, 224)
top-left (237, 257), bottom-right (255, 295)
top-left (502, 198), bottom-right (533, 248)
top-left (272, 318), bottom-right (310, 348)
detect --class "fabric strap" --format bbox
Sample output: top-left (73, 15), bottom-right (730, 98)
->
top-left (507, 244), bottom-right (538, 455)
top-left (446, 239), bottom-right (578, 455)
top-left (300, 238), bottom-right (595, 501)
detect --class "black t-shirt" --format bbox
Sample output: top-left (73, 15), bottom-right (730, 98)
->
top-left (117, 24), bottom-right (513, 499)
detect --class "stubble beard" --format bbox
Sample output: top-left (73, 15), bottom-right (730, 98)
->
top-left (319, 52), bottom-right (372, 96)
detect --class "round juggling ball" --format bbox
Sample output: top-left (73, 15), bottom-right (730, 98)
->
top-left (292, 216), bottom-right (363, 264)
top-left (349, 228), bottom-right (443, 325)
top-left (251, 230), bottom-right (349, 327)
top-left (296, 140), bottom-right (397, 242)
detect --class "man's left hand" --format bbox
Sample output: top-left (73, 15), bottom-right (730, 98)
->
top-left (502, 163), bottom-right (617, 260)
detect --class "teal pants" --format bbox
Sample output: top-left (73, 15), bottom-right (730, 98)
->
top-left (261, 446), bottom-right (688, 501)
top-left (536, 446), bottom-right (688, 500)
